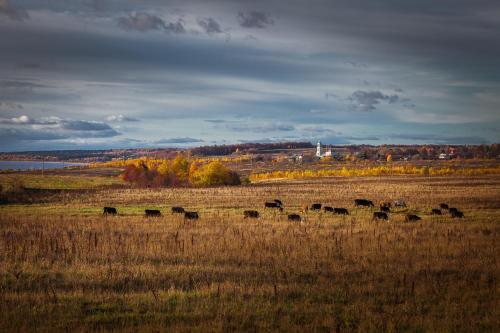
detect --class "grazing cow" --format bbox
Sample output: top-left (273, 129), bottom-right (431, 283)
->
top-left (171, 206), bottom-right (185, 214)
top-left (431, 209), bottom-right (442, 215)
top-left (311, 203), bottom-right (322, 210)
top-left (439, 203), bottom-right (449, 210)
top-left (355, 199), bottom-right (374, 207)
top-left (103, 207), bottom-right (117, 215)
top-left (450, 210), bottom-right (464, 218)
top-left (449, 207), bottom-right (459, 214)
top-left (333, 208), bottom-right (349, 215)
top-left (244, 210), bottom-right (259, 218)
top-left (265, 202), bottom-right (280, 209)
top-left (405, 214), bottom-right (421, 222)
top-left (372, 212), bottom-right (388, 220)
top-left (274, 199), bottom-right (283, 207)
top-left (393, 200), bottom-right (407, 208)
top-left (323, 206), bottom-right (334, 212)
top-left (184, 211), bottom-right (199, 220)
top-left (380, 205), bottom-right (391, 213)
top-left (288, 214), bottom-right (301, 222)
top-left (145, 209), bottom-right (161, 217)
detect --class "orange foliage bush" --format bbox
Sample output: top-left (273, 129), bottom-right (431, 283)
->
top-left (120, 156), bottom-right (240, 187)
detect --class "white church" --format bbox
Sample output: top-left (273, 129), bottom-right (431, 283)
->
top-left (316, 141), bottom-right (333, 158)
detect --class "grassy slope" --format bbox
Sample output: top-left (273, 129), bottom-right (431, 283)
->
top-left (0, 173), bottom-right (123, 190)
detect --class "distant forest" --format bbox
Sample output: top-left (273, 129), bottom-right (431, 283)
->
top-left (0, 142), bottom-right (499, 162)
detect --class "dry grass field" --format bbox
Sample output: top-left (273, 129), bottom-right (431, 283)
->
top-left (0, 175), bottom-right (499, 332)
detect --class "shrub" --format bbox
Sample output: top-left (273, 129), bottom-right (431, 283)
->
top-left (189, 161), bottom-right (241, 187)
top-left (120, 158), bottom-right (240, 187)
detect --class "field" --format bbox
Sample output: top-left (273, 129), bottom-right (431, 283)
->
top-left (0, 173), bottom-right (499, 332)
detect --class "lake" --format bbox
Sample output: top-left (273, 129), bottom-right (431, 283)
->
top-left (0, 160), bottom-right (87, 171)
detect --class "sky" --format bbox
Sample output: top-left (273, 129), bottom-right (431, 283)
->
top-left (0, 0), bottom-right (499, 151)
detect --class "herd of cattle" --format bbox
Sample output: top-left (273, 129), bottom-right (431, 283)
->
top-left (102, 199), bottom-right (465, 222)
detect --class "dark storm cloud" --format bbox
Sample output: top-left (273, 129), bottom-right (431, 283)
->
top-left (347, 91), bottom-right (400, 112)
top-left (0, 0), bottom-right (29, 21)
top-left (197, 17), bottom-right (223, 34)
top-left (155, 137), bottom-right (203, 144)
top-left (0, 0), bottom-right (498, 149)
top-left (237, 11), bottom-right (274, 28)
top-left (0, 115), bottom-right (120, 141)
top-left (0, 27), bottom-right (322, 83)
top-left (117, 12), bottom-right (186, 33)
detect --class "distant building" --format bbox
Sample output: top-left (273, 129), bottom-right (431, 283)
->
top-left (316, 141), bottom-right (332, 158)
top-left (439, 153), bottom-right (450, 160)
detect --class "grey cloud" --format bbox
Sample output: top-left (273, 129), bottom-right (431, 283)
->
top-left (0, 115), bottom-right (57, 125)
top-left (0, 0), bottom-right (29, 21)
top-left (164, 19), bottom-right (186, 34)
top-left (0, 115), bottom-right (120, 141)
top-left (225, 123), bottom-right (295, 133)
top-left (0, 80), bottom-right (47, 89)
top-left (238, 11), bottom-right (274, 28)
top-left (0, 101), bottom-right (23, 109)
top-left (198, 17), bottom-right (223, 34)
top-left (0, 128), bottom-right (66, 142)
top-left (155, 137), bottom-right (204, 144)
top-left (204, 119), bottom-right (226, 123)
top-left (348, 90), bottom-right (400, 112)
top-left (117, 12), bottom-right (185, 33)
top-left (106, 114), bottom-right (139, 122)
top-left (389, 133), bottom-right (488, 144)
top-left (59, 120), bottom-right (114, 132)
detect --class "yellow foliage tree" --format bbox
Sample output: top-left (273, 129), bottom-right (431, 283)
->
top-left (190, 161), bottom-right (240, 187)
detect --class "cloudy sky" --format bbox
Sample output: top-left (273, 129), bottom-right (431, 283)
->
top-left (1, 0), bottom-right (499, 151)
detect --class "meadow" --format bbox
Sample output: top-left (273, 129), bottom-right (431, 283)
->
top-left (0, 173), bottom-right (499, 332)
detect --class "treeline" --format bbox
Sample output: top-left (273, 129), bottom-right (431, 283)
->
top-left (189, 142), bottom-right (314, 156)
top-left (250, 165), bottom-right (500, 181)
top-left (121, 156), bottom-right (241, 187)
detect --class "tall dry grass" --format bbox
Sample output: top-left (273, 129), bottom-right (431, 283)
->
top-left (0, 175), bottom-right (499, 332)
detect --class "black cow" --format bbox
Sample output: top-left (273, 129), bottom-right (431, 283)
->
top-left (451, 210), bottom-right (464, 218)
top-left (405, 214), bottom-right (421, 222)
top-left (355, 199), bottom-right (374, 207)
top-left (184, 211), bottom-right (199, 220)
top-left (274, 199), bottom-right (283, 207)
top-left (449, 207), bottom-right (459, 214)
top-left (288, 214), bottom-right (301, 222)
top-left (380, 205), bottom-right (391, 213)
top-left (372, 212), bottom-right (388, 220)
top-left (265, 202), bottom-right (283, 211)
top-left (171, 206), bottom-right (185, 214)
top-left (103, 207), bottom-right (117, 215)
top-left (244, 210), bottom-right (259, 218)
top-left (334, 208), bottom-right (349, 215)
top-left (323, 206), bottom-right (334, 212)
top-left (145, 209), bottom-right (161, 217)
top-left (310, 203), bottom-right (322, 210)
top-left (431, 209), bottom-right (442, 215)
top-left (439, 203), bottom-right (449, 210)
top-left (265, 202), bottom-right (280, 208)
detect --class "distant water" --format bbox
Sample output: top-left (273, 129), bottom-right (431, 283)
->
top-left (0, 160), bottom-right (87, 171)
